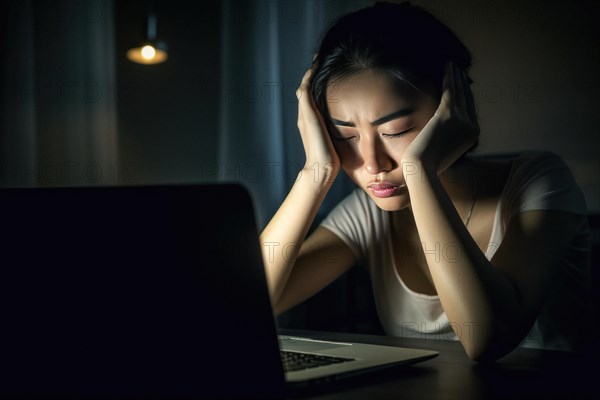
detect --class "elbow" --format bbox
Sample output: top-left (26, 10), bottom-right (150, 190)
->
top-left (462, 339), bottom-right (489, 362)
top-left (464, 344), bottom-right (482, 362)
top-left (454, 318), bottom-right (500, 362)
top-left (460, 312), bottom-right (529, 362)
top-left (272, 302), bottom-right (283, 317)
top-left (464, 343), bottom-right (503, 363)
top-left (272, 298), bottom-right (291, 317)
top-left (461, 332), bottom-right (519, 363)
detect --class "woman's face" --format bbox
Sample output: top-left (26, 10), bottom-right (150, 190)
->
top-left (326, 69), bottom-right (438, 211)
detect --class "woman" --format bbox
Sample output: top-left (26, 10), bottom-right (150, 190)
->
top-left (260, 1), bottom-right (590, 361)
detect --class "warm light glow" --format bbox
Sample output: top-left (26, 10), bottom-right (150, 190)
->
top-left (141, 45), bottom-right (156, 60)
top-left (126, 44), bottom-right (168, 65)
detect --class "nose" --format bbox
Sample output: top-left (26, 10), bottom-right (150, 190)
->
top-left (361, 137), bottom-right (392, 175)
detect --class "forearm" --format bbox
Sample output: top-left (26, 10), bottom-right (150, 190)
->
top-left (403, 159), bottom-right (523, 360)
top-left (260, 163), bottom-right (336, 307)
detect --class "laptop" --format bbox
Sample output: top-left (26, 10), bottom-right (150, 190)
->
top-left (0, 183), bottom-right (437, 398)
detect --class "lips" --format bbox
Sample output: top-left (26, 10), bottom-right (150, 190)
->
top-left (367, 182), bottom-right (404, 198)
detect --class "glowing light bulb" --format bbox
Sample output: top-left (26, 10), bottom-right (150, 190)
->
top-left (127, 43), bottom-right (168, 65)
top-left (141, 45), bottom-right (156, 60)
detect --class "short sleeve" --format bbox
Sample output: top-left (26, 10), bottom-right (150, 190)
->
top-left (319, 189), bottom-right (375, 265)
top-left (502, 151), bottom-right (588, 220)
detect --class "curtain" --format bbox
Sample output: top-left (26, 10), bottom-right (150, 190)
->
top-left (1, 0), bottom-right (118, 187)
top-left (218, 0), bottom-right (370, 230)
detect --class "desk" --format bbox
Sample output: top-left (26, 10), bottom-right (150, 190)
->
top-left (280, 329), bottom-right (596, 399)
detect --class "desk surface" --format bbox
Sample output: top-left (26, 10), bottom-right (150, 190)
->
top-left (280, 329), bottom-right (596, 399)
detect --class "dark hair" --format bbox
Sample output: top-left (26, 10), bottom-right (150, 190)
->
top-left (311, 1), bottom-right (474, 129)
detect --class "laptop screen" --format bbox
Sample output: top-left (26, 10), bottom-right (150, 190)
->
top-left (0, 183), bottom-right (285, 398)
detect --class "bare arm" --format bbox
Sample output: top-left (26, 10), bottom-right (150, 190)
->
top-left (272, 226), bottom-right (357, 315)
top-left (402, 63), bottom-right (583, 360)
top-left (405, 160), bottom-right (582, 361)
top-left (260, 166), bottom-right (336, 307)
top-left (260, 64), bottom-right (356, 311)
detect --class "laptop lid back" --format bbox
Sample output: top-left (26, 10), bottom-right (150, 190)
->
top-left (0, 183), bottom-right (285, 398)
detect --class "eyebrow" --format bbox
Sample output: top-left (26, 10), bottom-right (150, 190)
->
top-left (330, 108), bottom-right (415, 127)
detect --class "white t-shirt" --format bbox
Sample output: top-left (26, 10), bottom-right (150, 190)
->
top-left (320, 151), bottom-right (591, 351)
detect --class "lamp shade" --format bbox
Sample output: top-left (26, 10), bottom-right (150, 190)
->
top-left (126, 42), bottom-right (168, 65)
top-left (127, 14), bottom-right (168, 65)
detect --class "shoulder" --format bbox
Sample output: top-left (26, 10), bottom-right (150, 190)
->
top-left (472, 150), bottom-right (570, 181)
top-left (510, 150), bottom-right (571, 175)
top-left (501, 150), bottom-right (587, 217)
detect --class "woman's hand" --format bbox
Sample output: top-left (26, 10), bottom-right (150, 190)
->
top-left (296, 65), bottom-right (341, 183)
top-left (402, 61), bottom-right (479, 174)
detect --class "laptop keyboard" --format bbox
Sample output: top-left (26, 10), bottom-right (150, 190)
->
top-left (280, 350), bottom-right (355, 372)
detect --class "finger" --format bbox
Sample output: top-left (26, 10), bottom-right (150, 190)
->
top-left (297, 62), bottom-right (329, 129)
top-left (463, 71), bottom-right (478, 124)
top-left (296, 67), bottom-right (314, 100)
top-left (296, 75), bottom-right (326, 125)
top-left (451, 61), bottom-right (468, 115)
top-left (442, 61), bottom-right (452, 94)
top-left (436, 61), bottom-right (453, 116)
top-left (301, 67), bottom-right (313, 85)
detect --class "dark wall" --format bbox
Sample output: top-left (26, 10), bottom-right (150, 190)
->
top-left (115, 0), bottom-right (221, 184)
top-left (114, 0), bottom-right (600, 208)
top-left (420, 0), bottom-right (600, 212)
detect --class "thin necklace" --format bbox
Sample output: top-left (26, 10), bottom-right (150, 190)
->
top-left (465, 166), bottom-right (477, 227)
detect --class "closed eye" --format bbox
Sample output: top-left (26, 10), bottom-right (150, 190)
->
top-left (382, 127), bottom-right (414, 138)
top-left (332, 135), bottom-right (357, 142)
